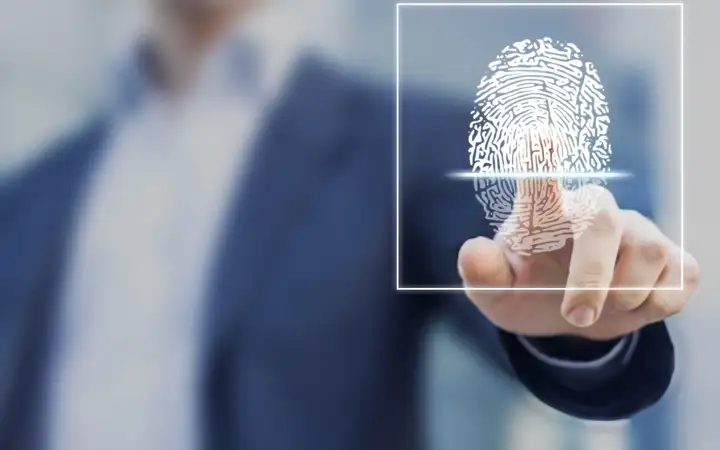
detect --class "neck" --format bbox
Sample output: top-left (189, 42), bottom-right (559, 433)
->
top-left (149, 1), bottom-right (256, 96)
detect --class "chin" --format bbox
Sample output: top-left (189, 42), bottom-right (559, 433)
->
top-left (162, 0), bottom-right (245, 15)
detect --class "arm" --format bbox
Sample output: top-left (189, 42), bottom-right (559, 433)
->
top-left (401, 94), bottom-right (676, 420)
top-left (406, 174), bottom-right (674, 420)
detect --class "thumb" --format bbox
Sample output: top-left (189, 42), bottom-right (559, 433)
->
top-left (458, 237), bottom-right (514, 306)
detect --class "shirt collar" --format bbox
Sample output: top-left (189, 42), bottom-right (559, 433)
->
top-left (112, 3), bottom-right (305, 115)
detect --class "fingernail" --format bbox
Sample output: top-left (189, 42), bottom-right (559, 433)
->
top-left (565, 305), bottom-right (597, 328)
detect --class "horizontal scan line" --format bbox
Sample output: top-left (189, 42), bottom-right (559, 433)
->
top-left (446, 171), bottom-right (634, 180)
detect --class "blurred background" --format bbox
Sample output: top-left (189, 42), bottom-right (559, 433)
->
top-left (0, 1), bottom-right (716, 450)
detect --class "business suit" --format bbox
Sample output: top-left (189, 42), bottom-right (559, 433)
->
top-left (0, 52), bottom-right (673, 450)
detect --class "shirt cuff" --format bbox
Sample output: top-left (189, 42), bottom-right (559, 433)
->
top-left (517, 331), bottom-right (640, 370)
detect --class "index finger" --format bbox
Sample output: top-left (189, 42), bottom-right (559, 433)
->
top-left (561, 188), bottom-right (623, 327)
top-left (512, 124), bottom-right (566, 222)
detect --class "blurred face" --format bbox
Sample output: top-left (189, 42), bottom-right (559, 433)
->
top-left (148, 0), bottom-right (259, 90)
top-left (154, 0), bottom-right (254, 17)
top-left (152, 0), bottom-right (259, 46)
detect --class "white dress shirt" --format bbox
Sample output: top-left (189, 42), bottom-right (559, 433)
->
top-left (42, 6), bottom-right (634, 450)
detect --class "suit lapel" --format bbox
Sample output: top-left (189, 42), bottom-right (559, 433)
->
top-left (0, 52), bottom-right (354, 448)
top-left (203, 52), bottom-right (352, 356)
top-left (0, 119), bottom-right (109, 449)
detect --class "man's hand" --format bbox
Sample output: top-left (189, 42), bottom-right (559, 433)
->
top-left (458, 127), bottom-right (699, 341)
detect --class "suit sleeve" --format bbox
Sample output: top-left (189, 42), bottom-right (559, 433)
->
top-left (401, 95), bottom-right (675, 420)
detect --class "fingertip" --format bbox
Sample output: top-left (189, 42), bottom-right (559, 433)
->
top-left (562, 304), bottom-right (598, 328)
top-left (561, 290), bottom-right (602, 328)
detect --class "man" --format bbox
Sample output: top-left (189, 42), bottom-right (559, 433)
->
top-left (0, 1), bottom-right (698, 449)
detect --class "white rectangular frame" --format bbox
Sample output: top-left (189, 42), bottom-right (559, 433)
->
top-left (395, 2), bottom-right (684, 292)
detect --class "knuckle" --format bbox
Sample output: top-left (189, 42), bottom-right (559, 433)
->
top-left (610, 292), bottom-right (646, 312)
top-left (623, 209), bottom-right (646, 226)
top-left (594, 185), bottom-right (618, 207)
top-left (684, 255), bottom-right (701, 288)
top-left (590, 206), bottom-right (621, 234)
top-left (653, 294), bottom-right (683, 318)
top-left (635, 240), bottom-right (669, 265)
top-left (668, 300), bottom-right (684, 316)
top-left (571, 265), bottom-right (607, 289)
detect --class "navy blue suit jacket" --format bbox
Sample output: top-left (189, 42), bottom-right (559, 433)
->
top-left (0, 53), bottom-right (673, 450)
